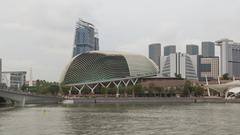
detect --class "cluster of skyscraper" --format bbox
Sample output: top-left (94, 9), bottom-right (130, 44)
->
top-left (72, 19), bottom-right (240, 81)
top-left (149, 39), bottom-right (240, 80)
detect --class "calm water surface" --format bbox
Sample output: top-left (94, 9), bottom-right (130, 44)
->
top-left (0, 103), bottom-right (239, 135)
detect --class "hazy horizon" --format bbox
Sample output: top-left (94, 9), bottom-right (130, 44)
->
top-left (1, 0), bottom-right (240, 81)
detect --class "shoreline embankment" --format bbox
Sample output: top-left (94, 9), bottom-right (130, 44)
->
top-left (67, 97), bottom-right (240, 104)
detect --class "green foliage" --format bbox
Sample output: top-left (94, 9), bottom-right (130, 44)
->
top-left (175, 73), bottom-right (183, 79)
top-left (24, 80), bottom-right (60, 95)
top-left (222, 73), bottom-right (229, 80)
top-left (134, 84), bottom-right (144, 96)
top-left (183, 80), bottom-right (204, 97)
top-left (183, 80), bottom-right (192, 97)
top-left (61, 86), bottom-right (71, 95)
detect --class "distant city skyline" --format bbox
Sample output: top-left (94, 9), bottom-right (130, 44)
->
top-left (1, 0), bottom-right (240, 81)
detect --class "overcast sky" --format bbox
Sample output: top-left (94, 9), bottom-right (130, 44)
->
top-left (0, 0), bottom-right (240, 81)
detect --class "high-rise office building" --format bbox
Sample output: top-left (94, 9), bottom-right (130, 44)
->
top-left (202, 41), bottom-right (215, 57)
top-left (198, 56), bottom-right (219, 80)
top-left (186, 44), bottom-right (199, 55)
top-left (216, 39), bottom-right (240, 77)
top-left (72, 19), bottom-right (99, 57)
top-left (164, 45), bottom-right (176, 56)
top-left (149, 43), bottom-right (161, 70)
top-left (160, 53), bottom-right (198, 80)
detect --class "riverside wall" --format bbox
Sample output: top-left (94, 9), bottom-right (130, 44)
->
top-left (69, 97), bottom-right (240, 104)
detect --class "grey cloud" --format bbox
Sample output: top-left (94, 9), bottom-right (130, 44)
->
top-left (0, 0), bottom-right (240, 81)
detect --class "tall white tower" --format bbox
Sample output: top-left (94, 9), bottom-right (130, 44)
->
top-left (29, 67), bottom-right (33, 87)
top-left (216, 39), bottom-right (240, 77)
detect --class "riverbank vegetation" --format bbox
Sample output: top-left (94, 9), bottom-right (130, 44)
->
top-left (65, 80), bottom-right (205, 97)
top-left (22, 80), bottom-right (60, 95)
top-left (21, 80), bottom-right (205, 97)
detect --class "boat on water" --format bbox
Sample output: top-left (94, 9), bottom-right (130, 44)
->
top-left (62, 100), bottom-right (74, 104)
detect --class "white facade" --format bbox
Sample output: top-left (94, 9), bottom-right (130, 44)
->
top-left (160, 53), bottom-right (198, 80)
top-left (216, 39), bottom-right (240, 77)
top-left (1, 71), bottom-right (26, 89)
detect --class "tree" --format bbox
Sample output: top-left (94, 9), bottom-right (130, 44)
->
top-left (61, 86), bottom-right (71, 95)
top-left (194, 85), bottom-right (204, 97)
top-left (134, 84), bottom-right (144, 97)
top-left (183, 80), bottom-right (193, 97)
top-left (155, 87), bottom-right (164, 97)
top-left (47, 85), bottom-right (60, 95)
top-left (175, 73), bottom-right (182, 79)
top-left (222, 73), bottom-right (229, 80)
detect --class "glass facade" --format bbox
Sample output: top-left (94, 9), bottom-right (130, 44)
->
top-left (72, 19), bottom-right (99, 57)
top-left (164, 45), bottom-right (176, 56)
top-left (202, 42), bottom-right (215, 57)
top-left (199, 57), bottom-right (219, 80)
top-left (61, 51), bottom-right (159, 85)
top-left (186, 44), bottom-right (199, 55)
top-left (149, 43), bottom-right (161, 70)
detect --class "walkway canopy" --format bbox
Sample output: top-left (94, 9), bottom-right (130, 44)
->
top-left (60, 51), bottom-right (159, 87)
top-left (207, 80), bottom-right (240, 93)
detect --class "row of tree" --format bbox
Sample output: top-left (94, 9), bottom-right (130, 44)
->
top-left (21, 80), bottom-right (206, 97)
top-left (63, 80), bottom-right (205, 97)
top-left (22, 80), bottom-right (60, 95)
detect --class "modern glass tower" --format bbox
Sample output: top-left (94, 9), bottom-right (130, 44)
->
top-left (186, 44), bottom-right (199, 55)
top-left (164, 45), bottom-right (176, 56)
top-left (202, 41), bottom-right (215, 57)
top-left (149, 43), bottom-right (161, 70)
top-left (72, 19), bottom-right (99, 57)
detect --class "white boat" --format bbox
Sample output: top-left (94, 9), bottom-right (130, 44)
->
top-left (62, 100), bottom-right (74, 104)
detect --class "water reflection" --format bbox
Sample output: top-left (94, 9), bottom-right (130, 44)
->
top-left (0, 103), bottom-right (240, 135)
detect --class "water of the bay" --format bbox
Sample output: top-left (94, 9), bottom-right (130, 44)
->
top-left (0, 103), bottom-right (239, 135)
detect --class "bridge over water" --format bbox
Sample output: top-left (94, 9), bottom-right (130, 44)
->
top-left (0, 89), bottom-right (63, 106)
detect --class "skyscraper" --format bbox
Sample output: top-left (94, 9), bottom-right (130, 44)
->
top-left (186, 44), bottom-right (199, 55)
top-left (72, 19), bottom-right (99, 57)
top-left (216, 39), bottom-right (240, 77)
top-left (198, 56), bottom-right (219, 80)
top-left (164, 45), bottom-right (176, 56)
top-left (202, 41), bottom-right (215, 57)
top-left (149, 43), bottom-right (161, 70)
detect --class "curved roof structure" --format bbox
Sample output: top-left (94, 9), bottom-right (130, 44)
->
top-left (60, 51), bottom-right (159, 86)
top-left (208, 80), bottom-right (240, 93)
